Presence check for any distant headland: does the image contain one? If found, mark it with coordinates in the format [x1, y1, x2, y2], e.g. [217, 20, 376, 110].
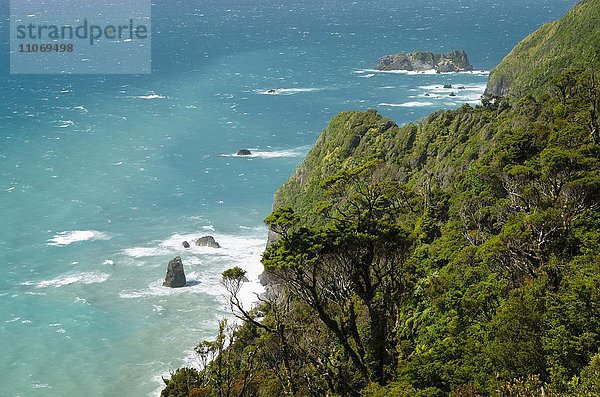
[374, 50, 473, 73]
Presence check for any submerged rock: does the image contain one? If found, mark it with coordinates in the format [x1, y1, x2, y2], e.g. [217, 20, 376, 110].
[195, 236, 221, 248]
[163, 256, 186, 288]
[449, 92, 457, 97]
[237, 149, 252, 156]
[443, 84, 453, 89]
[182, 241, 190, 248]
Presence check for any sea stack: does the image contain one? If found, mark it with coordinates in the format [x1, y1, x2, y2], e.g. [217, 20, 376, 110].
[163, 256, 186, 288]
[195, 236, 221, 248]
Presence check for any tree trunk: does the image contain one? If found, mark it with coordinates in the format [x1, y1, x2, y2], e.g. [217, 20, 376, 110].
[366, 303, 387, 384]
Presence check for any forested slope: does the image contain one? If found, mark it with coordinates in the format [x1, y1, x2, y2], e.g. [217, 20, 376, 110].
[161, 2, 600, 396]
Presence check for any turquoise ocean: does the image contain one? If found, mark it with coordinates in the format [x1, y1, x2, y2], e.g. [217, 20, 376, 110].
[0, 0, 577, 395]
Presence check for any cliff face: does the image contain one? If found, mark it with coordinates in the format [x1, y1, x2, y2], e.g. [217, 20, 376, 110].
[485, 0, 600, 98]
[374, 50, 473, 72]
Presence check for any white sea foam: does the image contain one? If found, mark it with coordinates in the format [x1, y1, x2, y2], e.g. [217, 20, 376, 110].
[35, 272, 110, 288]
[123, 247, 172, 258]
[378, 101, 434, 108]
[360, 68, 489, 76]
[25, 291, 46, 296]
[58, 120, 74, 128]
[256, 87, 323, 95]
[419, 83, 487, 93]
[361, 68, 439, 75]
[417, 83, 486, 104]
[32, 383, 52, 389]
[48, 230, 111, 247]
[135, 94, 166, 100]
[465, 70, 490, 76]
[120, 231, 265, 304]
[221, 146, 308, 159]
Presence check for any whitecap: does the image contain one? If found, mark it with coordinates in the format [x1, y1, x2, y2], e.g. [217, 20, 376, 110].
[47, 230, 111, 246]
[32, 383, 52, 389]
[378, 102, 434, 108]
[35, 272, 110, 288]
[256, 87, 324, 95]
[58, 120, 74, 128]
[135, 94, 166, 100]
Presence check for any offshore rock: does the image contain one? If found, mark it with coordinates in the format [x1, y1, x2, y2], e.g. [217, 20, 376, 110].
[195, 236, 221, 248]
[163, 256, 186, 288]
[237, 149, 252, 156]
[182, 241, 190, 248]
[375, 50, 473, 73]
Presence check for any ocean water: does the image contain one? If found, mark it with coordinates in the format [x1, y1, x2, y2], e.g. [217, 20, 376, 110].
[0, 0, 577, 395]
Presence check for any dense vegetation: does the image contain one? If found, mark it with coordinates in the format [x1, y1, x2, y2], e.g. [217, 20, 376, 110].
[485, 0, 600, 98]
[162, 3, 600, 396]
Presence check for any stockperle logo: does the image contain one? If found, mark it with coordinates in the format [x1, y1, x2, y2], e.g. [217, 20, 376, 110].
[10, 0, 151, 74]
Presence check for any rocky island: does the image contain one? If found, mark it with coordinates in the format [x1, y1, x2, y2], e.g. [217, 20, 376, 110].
[374, 50, 473, 73]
